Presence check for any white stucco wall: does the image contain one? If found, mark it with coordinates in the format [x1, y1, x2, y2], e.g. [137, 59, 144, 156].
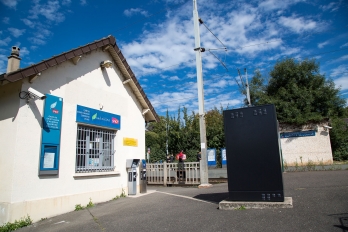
[280, 126, 333, 166]
[0, 49, 147, 224]
[0, 81, 22, 221]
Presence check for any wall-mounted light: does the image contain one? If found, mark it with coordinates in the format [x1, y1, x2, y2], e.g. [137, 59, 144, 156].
[29, 72, 41, 83]
[71, 55, 82, 65]
[142, 109, 150, 115]
[100, 60, 112, 68]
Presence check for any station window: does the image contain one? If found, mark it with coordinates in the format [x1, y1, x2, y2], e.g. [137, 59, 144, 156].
[76, 125, 116, 173]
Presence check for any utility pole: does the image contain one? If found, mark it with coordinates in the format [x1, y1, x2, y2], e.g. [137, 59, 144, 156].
[245, 68, 251, 106]
[193, 0, 211, 187]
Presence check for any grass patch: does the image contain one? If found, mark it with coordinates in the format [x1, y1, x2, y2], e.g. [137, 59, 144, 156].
[86, 198, 94, 208]
[0, 215, 32, 232]
[112, 188, 127, 201]
[235, 205, 246, 210]
[74, 204, 85, 211]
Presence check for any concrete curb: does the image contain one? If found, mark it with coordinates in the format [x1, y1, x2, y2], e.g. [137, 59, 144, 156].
[219, 197, 293, 210]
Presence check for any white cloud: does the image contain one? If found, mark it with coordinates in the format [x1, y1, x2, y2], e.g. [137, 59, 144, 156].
[62, 0, 71, 6]
[2, 17, 9, 24]
[0, 0, 19, 8]
[0, 54, 8, 73]
[340, 42, 348, 48]
[20, 47, 30, 57]
[21, 18, 36, 28]
[80, 0, 86, 5]
[278, 15, 318, 33]
[162, 0, 186, 3]
[37, 28, 52, 38]
[121, 14, 195, 76]
[150, 90, 197, 113]
[8, 28, 26, 37]
[169, 76, 180, 81]
[28, 37, 46, 45]
[327, 55, 348, 64]
[318, 41, 329, 48]
[331, 65, 348, 78]
[124, 8, 149, 17]
[29, 0, 65, 23]
[258, 0, 303, 11]
[205, 93, 242, 112]
[334, 76, 348, 91]
[320, 2, 340, 12]
[0, 36, 11, 46]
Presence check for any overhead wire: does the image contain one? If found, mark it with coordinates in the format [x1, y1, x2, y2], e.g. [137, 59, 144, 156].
[199, 19, 227, 49]
[106, 2, 348, 107]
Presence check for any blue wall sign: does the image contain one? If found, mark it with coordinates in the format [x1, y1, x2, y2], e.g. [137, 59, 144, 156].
[40, 94, 63, 175]
[280, 130, 316, 138]
[76, 105, 121, 130]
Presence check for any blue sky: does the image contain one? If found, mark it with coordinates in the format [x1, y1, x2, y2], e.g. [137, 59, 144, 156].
[1, 0, 347, 117]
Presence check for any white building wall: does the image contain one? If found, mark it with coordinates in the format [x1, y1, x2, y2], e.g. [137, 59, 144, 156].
[0, 81, 22, 223]
[1, 49, 147, 223]
[280, 126, 333, 166]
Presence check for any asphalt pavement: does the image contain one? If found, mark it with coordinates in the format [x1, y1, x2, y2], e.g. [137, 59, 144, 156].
[19, 170, 348, 232]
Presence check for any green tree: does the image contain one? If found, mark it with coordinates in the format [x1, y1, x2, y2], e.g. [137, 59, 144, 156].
[248, 58, 346, 125]
[330, 117, 348, 161]
[205, 107, 225, 167]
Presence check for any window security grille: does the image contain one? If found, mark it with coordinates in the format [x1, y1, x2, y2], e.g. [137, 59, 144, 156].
[76, 125, 116, 173]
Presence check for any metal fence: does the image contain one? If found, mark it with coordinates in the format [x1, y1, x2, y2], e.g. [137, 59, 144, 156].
[147, 162, 200, 185]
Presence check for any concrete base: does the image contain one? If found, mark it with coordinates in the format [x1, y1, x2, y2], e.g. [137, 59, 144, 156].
[198, 183, 213, 188]
[219, 197, 293, 210]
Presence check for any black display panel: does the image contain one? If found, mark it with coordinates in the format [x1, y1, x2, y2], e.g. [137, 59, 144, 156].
[223, 104, 284, 202]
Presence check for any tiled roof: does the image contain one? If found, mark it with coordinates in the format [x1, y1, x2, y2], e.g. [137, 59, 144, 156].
[2, 35, 159, 122]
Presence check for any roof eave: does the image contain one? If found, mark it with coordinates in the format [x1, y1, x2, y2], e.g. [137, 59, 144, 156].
[2, 35, 159, 122]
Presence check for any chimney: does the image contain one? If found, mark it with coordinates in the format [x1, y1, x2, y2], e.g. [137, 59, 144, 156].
[7, 46, 21, 73]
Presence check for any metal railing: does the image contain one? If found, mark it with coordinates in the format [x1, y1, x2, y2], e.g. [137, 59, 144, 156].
[147, 162, 200, 185]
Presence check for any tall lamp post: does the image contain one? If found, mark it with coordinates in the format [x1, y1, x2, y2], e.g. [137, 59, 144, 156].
[193, 0, 211, 188]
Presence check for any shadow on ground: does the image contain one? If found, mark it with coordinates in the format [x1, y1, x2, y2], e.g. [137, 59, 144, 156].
[329, 213, 348, 231]
[193, 192, 229, 203]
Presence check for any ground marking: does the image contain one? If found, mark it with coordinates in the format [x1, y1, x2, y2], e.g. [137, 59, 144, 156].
[156, 191, 216, 205]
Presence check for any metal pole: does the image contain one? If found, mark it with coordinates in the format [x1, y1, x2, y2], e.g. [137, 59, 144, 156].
[193, 0, 211, 187]
[245, 68, 251, 106]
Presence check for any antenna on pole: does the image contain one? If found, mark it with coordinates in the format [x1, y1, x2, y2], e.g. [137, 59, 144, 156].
[193, 0, 211, 187]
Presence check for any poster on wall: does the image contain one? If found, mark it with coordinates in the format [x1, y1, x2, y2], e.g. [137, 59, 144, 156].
[221, 148, 227, 167]
[207, 148, 216, 167]
[43, 152, 55, 168]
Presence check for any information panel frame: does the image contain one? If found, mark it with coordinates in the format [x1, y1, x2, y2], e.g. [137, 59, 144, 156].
[39, 94, 63, 176]
[223, 104, 284, 202]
